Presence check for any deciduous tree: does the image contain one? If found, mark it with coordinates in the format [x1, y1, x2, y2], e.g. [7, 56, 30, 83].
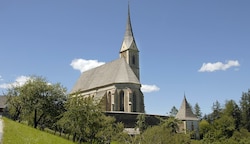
[6, 76, 67, 129]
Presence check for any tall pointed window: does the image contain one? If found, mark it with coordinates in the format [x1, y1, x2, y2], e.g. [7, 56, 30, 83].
[132, 55, 136, 65]
[132, 92, 136, 112]
[106, 92, 111, 111]
[119, 90, 124, 111]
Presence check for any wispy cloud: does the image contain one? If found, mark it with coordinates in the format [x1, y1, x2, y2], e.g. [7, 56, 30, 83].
[141, 84, 160, 93]
[0, 76, 30, 89]
[198, 60, 240, 72]
[70, 59, 105, 73]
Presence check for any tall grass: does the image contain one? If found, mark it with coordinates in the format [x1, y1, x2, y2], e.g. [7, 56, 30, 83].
[2, 117, 75, 144]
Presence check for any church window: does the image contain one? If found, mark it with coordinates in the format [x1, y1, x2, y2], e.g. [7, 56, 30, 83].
[119, 90, 124, 111]
[132, 55, 136, 65]
[106, 92, 111, 111]
[132, 92, 136, 112]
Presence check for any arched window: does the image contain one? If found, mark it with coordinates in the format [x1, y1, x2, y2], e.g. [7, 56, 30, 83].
[119, 90, 124, 111]
[106, 92, 111, 111]
[133, 92, 136, 112]
[132, 55, 136, 65]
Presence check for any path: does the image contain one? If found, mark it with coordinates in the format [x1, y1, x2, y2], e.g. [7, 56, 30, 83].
[0, 115, 3, 144]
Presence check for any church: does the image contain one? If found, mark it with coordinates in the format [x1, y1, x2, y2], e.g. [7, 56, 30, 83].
[70, 4, 199, 138]
[71, 5, 144, 113]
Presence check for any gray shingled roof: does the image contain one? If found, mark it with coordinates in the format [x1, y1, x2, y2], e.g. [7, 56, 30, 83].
[175, 96, 198, 121]
[0, 96, 7, 109]
[71, 58, 140, 93]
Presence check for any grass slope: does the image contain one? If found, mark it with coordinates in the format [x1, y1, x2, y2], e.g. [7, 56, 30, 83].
[2, 117, 75, 144]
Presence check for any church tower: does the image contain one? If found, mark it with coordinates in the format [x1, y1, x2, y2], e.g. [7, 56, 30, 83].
[175, 96, 200, 139]
[120, 4, 140, 80]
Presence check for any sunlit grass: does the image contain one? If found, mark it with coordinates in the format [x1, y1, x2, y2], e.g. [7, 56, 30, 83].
[2, 117, 75, 144]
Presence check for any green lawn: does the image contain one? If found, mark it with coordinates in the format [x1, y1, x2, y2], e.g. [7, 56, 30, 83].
[2, 117, 75, 144]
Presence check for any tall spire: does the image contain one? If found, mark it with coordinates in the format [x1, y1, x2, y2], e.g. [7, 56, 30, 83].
[119, 2, 140, 80]
[125, 2, 134, 39]
[120, 2, 138, 52]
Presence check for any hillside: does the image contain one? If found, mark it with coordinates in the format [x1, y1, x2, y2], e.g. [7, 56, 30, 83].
[2, 117, 75, 144]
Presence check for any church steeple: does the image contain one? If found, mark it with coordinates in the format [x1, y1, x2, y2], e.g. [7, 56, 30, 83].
[120, 3, 140, 80]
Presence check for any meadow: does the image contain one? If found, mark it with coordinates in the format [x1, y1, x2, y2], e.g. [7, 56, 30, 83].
[2, 117, 75, 144]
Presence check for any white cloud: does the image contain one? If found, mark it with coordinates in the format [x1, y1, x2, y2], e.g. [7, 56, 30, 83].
[141, 84, 160, 93]
[70, 59, 105, 73]
[0, 76, 30, 89]
[198, 60, 240, 72]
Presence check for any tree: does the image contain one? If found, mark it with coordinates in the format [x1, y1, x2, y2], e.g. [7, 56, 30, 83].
[194, 103, 202, 120]
[240, 89, 250, 131]
[59, 95, 123, 143]
[162, 117, 180, 133]
[223, 100, 241, 130]
[211, 100, 222, 121]
[214, 115, 235, 138]
[169, 106, 178, 117]
[135, 113, 147, 133]
[6, 76, 67, 129]
[140, 125, 190, 144]
[199, 119, 211, 139]
[6, 87, 22, 121]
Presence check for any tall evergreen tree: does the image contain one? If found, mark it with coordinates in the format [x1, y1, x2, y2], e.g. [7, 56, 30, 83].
[169, 106, 178, 117]
[224, 100, 241, 130]
[211, 100, 222, 121]
[194, 103, 202, 120]
[240, 89, 250, 131]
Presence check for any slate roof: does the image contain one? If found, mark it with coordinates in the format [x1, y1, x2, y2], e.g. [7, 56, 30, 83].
[0, 96, 7, 109]
[71, 58, 140, 93]
[175, 96, 198, 121]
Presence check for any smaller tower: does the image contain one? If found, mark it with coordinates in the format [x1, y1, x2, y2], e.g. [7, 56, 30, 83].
[175, 96, 200, 139]
[120, 4, 140, 80]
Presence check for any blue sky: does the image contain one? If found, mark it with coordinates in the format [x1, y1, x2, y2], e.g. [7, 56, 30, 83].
[0, 0, 249, 115]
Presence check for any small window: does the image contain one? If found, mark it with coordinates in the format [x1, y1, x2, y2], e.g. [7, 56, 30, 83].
[132, 55, 136, 65]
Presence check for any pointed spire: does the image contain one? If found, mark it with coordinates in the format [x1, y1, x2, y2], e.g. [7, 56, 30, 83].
[120, 2, 138, 52]
[175, 96, 198, 121]
[125, 2, 134, 38]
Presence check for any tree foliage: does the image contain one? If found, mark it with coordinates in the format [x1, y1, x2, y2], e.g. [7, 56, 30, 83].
[139, 125, 190, 144]
[135, 114, 147, 133]
[6, 76, 67, 129]
[58, 94, 124, 143]
[200, 89, 250, 143]
[169, 106, 178, 117]
[240, 89, 250, 131]
[194, 103, 202, 120]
